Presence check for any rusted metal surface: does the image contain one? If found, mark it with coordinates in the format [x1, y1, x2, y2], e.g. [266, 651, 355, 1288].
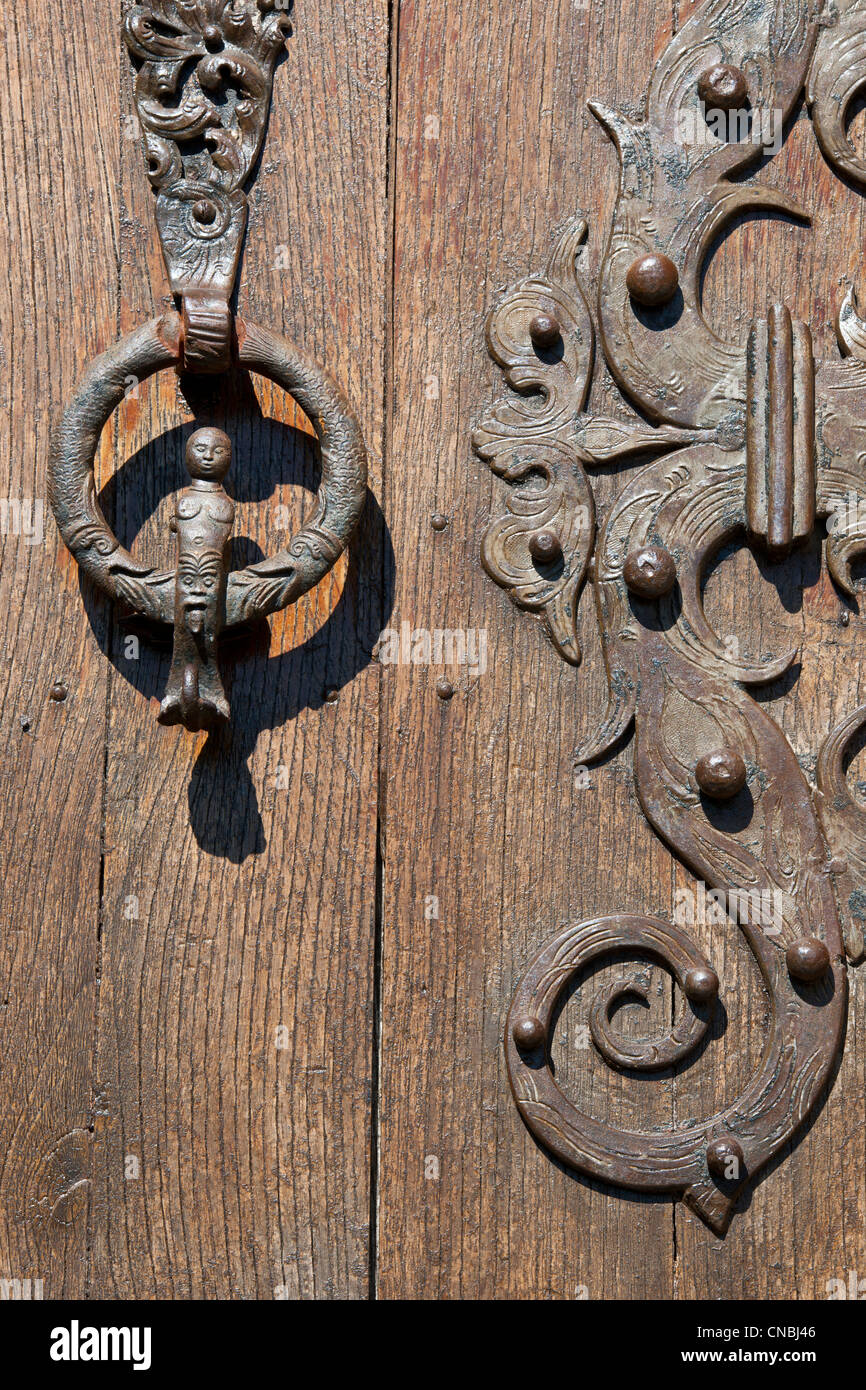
[746, 305, 815, 556]
[475, 0, 866, 1233]
[122, 0, 291, 372]
[49, 2, 367, 732]
[159, 428, 235, 729]
[808, 0, 866, 191]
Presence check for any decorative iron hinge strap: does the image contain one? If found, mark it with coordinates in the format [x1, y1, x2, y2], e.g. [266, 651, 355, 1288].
[123, 1, 292, 373]
[475, 0, 866, 1235]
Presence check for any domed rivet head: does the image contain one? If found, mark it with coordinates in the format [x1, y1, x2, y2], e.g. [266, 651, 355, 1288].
[529, 312, 561, 351]
[513, 1015, 545, 1051]
[528, 529, 562, 565]
[49, 681, 68, 703]
[684, 966, 719, 1005]
[626, 253, 679, 308]
[706, 1136, 745, 1181]
[430, 512, 448, 532]
[697, 63, 748, 113]
[786, 937, 831, 983]
[436, 679, 455, 701]
[203, 24, 223, 49]
[695, 749, 747, 800]
[623, 544, 677, 598]
[193, 200, 217, 225]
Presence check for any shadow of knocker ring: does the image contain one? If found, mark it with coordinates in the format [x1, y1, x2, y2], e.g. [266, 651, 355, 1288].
[48, 2, 367, 732]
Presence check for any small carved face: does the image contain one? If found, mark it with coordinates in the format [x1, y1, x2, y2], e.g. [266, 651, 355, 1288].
[186, 428, 232, 482]
[178, 551, 223, 605]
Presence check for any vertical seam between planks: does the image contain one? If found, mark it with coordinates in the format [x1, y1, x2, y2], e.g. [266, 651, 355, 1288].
[671, 0, 680, 1302]
[369, 0, 402, 1302]
[86, 0, 124, 1300]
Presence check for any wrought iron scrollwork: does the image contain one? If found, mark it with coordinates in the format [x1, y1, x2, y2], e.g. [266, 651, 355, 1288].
[49, 2, 367, 732]
[475, 0, 866, 1233]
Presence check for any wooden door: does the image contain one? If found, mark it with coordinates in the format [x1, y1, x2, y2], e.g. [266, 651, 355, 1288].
[2, 0, 865, 1302]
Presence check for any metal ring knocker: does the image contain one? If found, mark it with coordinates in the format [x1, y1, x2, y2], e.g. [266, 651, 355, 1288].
[49, 2, 367, 731]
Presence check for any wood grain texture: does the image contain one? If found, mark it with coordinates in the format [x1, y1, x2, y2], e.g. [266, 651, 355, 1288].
[0, 0, 388, 1299]
[377, 0, 680, 1300]
[378, 0, 866, 1299]
[673, 55, 866, 1297]
[3, 0, 866, 1302]
[0, 0, 120, 1299]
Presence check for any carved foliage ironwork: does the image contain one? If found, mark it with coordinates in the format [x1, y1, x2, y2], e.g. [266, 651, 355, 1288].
[123, 1, 291, 321]
[49, 2, 368, 732]
[476, 0, 866, 1233]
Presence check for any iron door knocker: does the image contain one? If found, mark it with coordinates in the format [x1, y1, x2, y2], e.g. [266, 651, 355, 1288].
[475, 0, 866, 1233]
[49, 1, 367, 732]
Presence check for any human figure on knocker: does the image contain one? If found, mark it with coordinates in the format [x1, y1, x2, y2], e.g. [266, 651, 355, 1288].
[158, 427, 235, 731]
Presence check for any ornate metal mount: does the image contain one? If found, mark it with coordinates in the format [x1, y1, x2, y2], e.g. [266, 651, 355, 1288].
[49, 2, 367, 732]
[475, 0, 866, 1234]
[123, 0, 289, 374]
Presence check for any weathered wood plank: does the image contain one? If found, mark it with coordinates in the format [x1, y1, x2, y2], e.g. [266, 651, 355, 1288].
[674, 88, 866, 1298]
[0, 0, 120, 1299]
[4, 0, 864, 1303]
[81, 4, 389, 1299]
[379, 0, 866, 1300]
[377, 0, 679, 1300]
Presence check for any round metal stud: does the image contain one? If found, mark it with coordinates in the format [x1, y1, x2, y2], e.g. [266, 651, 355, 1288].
[513, 1015, 545, 1051]
[529, 312, 561, 351]
[626, 252, 679, 308]
[430, 513, 449, 532]
[706, 1135, 745, 1181]
[786, 937, 831, 983]
[695, 749, 747, 800]
[623, 544, 677, 598]
[193, 200, 217, 225]
[683, 966, 719, 1005]
[697, 63, 748, 113]
[436, 678, 455, 701]
[49, 681, 68, 703]
[528, 529, 562, 564]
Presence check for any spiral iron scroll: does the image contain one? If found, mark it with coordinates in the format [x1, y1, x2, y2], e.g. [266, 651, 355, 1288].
[475, 0, 866, 1233]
